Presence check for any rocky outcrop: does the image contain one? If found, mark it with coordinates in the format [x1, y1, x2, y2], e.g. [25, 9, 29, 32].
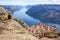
[0, 7, 38, 40]
[0, 7, 8, 15]
[25, 23, 58, 39]
[14, 18, 59, 40]
[0, 19, 38, 40]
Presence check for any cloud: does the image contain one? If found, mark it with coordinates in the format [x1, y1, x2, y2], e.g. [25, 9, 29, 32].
[0, 0, 60, 5]
[0, 2, 36, 5]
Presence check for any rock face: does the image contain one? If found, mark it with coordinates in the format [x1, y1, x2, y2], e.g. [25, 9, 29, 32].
[0, 19, 38, 40]
[25, 23, 57, 39]
[26, 4, 60, 24]
[0, 7, 8, 15]
[0, 7, 38, 40]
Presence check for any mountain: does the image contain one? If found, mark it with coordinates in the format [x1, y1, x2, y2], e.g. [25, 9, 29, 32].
[26, 5, 33, 9]
[0, 5, 22, 14]
[26, 4, 60, 24]
[0, 7, 8, 15]
[0, 7, 39, 40]
[0, 7, 59, 40]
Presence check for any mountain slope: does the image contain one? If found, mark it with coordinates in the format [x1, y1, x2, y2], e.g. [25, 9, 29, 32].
[0, 7, 8, 14]
[0, 19, 38, 40]
[0, 7, 38, 40]
[0, 6, 59, 40]
[26, 4, 60, 24]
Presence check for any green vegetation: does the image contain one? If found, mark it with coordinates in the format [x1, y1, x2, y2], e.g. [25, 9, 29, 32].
[44, 32, 58, 38]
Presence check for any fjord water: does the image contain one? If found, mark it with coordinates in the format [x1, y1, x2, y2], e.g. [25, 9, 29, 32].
[13, 7, 41, 26]
[13, 7, 60, 32]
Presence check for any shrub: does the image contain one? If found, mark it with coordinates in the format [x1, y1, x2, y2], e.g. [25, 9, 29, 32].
[44, 32, 58, 38]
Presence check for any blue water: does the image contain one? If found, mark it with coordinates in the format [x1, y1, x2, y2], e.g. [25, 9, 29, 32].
[13, 7, 42, 26]
[13, 7, 60, 32]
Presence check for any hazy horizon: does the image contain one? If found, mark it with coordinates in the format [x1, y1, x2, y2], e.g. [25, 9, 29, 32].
[0, 0, 60, 5]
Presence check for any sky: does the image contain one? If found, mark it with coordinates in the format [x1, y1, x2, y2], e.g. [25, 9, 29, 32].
[0, 0, 60, 5]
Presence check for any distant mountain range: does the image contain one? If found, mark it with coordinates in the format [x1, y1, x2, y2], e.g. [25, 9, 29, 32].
[26, 5, 33, 9]
[26, 4, 60, 24]
[0, 5, 22, 14]
[0, 5, 32, 14]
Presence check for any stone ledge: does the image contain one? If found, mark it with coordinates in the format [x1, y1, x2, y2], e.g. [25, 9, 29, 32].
[0, 34, 38, 40]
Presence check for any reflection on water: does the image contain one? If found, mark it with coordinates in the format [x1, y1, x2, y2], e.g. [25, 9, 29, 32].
[13, 7, 60, 32]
